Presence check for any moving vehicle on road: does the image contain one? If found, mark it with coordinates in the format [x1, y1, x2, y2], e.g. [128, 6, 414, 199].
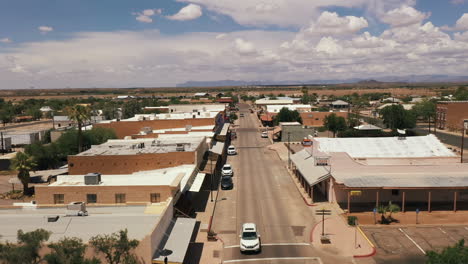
[221, 164, 233, 177]
[227, 145, 237, 155]
[240, 223, 261, 253]
[261, 131, 268, 138]
[221, 176, 233, 190]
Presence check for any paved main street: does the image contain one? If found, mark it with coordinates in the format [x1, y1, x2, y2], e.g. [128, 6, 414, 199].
[211, 103, 355, 264]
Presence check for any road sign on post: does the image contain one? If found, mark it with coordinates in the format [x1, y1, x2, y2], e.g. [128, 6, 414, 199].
[416, 208, 420, 224]
[316, 209, 332, 243]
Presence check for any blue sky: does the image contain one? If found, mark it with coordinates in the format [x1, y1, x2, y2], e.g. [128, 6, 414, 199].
[1, 0, 468, 88]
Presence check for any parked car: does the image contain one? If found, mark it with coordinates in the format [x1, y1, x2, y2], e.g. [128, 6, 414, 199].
[221, 164, 233, 177]
[239, 223, 261, 253]
[261, 131, 268, 138]
[240, 113, 244, 117]
[227, 145, 237, 155]
[221, 176, 233, 190]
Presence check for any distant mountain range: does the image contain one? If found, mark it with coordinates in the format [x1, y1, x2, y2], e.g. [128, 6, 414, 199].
[176, 75, 468, 87]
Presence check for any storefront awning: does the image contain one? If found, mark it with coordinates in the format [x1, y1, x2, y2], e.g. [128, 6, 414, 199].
[189, 173, 206, 192]
[153, 218, 197, 264]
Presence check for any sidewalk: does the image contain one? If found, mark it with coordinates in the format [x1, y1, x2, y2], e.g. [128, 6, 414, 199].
[193, 195, 224, 264]
[310, 205, 375, 258]
[270, 143, 376, 258]
[350, 210, 468, 226]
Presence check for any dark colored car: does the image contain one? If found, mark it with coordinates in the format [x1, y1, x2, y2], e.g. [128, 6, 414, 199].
[221, 176, 233, 190]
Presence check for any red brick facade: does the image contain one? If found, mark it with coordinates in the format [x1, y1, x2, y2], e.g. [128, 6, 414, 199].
[95, 118, 215, 139]
[68, 152, 196, 175]
[35, 185, 175, 205]
[300, 112, 349, 127]
[437, 102, 468, 132]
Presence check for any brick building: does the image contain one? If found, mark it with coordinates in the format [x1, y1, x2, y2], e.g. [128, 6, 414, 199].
[35, 165, 196, 205]
[68, 136, 208, 175]
[436, 101, 468, 132]
[95, 117, 217, 139]
[300, 112, 348, 127]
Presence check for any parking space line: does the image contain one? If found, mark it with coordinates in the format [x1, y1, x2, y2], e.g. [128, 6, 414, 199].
[439, 227, 457, 242]
[223, 257, 322, 263]
[398, 228, 426, 255]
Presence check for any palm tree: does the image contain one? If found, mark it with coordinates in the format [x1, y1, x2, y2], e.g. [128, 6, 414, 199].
[10, 152, 36, 195]
[66, 105, 91, 153]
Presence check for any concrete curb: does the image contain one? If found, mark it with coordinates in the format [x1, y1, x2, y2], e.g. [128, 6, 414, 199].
[353, 226, 377, 258]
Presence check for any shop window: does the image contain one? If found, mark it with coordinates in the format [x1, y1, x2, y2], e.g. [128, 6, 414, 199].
[53, 194, 64, 204]
[150, 193, 161, 203]
[115, 193, 126, 203]
[391, 189, 399, 196]
[87, 194, 97, 204]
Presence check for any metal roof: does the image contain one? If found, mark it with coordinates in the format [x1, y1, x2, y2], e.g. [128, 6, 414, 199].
[290, 149, 331, 186]
[342, 174, 468, 188]
[153, 218, 197, 263]
[315, 135, 455, 158]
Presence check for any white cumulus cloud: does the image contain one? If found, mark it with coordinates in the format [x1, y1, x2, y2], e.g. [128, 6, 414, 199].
[178, 0, 416, 27]
[134, 9, 162, 23]
[167, 4, 202, 21]
[234, 38, 256, 55]
[381, 5, 430, 27]
[0, 38, 12, 43]
[38, 26, 53, 33]
[454, 13, 468, 31]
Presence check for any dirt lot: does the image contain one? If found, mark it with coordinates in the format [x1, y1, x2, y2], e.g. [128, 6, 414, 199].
[363, 225, 468, 264]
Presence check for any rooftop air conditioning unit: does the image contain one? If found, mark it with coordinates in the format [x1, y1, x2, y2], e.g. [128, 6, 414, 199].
[84, 173, 101, 185]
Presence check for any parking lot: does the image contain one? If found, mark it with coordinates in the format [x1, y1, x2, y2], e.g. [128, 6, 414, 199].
[362, 225, 468, 264]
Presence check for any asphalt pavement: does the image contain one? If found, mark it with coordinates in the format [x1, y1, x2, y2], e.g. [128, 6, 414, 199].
[211, 103, 355, 264]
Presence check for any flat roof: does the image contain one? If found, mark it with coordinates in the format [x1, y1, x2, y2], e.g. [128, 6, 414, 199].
[153, 218, 196, 263]
[315, 135, 455, 158]
[76, 136, 205, 156]
[255, 99, 294, 105]
[124, 112, 218, 121]
[152, 125, 214, 133]
[266, 105, 312, 112]
[48, 165, 196, 187]
[0, 205, 165, 243]
[291, 149, 331, 186]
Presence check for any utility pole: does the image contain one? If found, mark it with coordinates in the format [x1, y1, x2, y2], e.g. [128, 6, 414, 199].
[288, 132, 291, 169]
[0, 132, 4, 155]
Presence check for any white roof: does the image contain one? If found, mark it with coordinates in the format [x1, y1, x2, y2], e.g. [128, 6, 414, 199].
[152, 125, 214, 133]
[331, 100, 349, 106]
[168, 104, 226, 113]
[0, 205, 163, 243]
[255, 98, 294, 105]
[50, 165, 196, 187]
[77, 136, 205, 156]
[315, 135, 455, 158]
[291, 149, 331, 186]
[124, 112, 218, 121]
[153, 218, 197, 263]
[266, 105, 312, 113]
[189, 173, 206, 192]
[353, 124, 382, 130]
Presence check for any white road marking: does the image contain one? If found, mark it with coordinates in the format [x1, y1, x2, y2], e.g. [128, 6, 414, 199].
[439, 227, 456, 242]
[399, 228, 426, 255]
[224, 242, 310, 249]
[223, 257, 321, 263]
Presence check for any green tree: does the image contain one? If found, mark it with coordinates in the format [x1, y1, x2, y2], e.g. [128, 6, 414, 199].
[83, 127, 117, 148]
[90, 229, 140, 264]
[66, 105, 91, 153]
[26, 108, 42, 121]
[10, 152, 36, 195]
[413, 99, 436, 131]
[122, 101, 142, 119]
[273, 108, 302, 125]
[45, 237, 101, 264]
[323, 113, 347, 137]
[0, 229, 51, 264]
[454, 86, 468, 101]
[380, 104, 416, 129]
[0, 103, 14, 126]
[426, 239, 468, 264]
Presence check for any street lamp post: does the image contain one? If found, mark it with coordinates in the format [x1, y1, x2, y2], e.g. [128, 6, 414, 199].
[210, 158, 214, 202]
